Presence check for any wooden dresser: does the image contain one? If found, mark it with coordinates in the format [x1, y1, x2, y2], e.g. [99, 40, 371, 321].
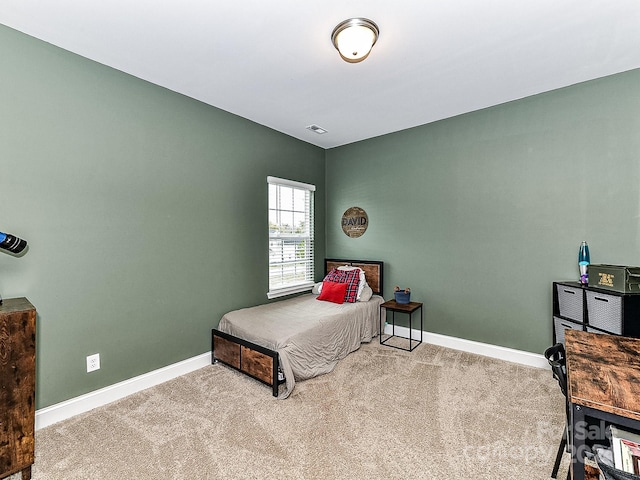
[0, 298, 36, 480]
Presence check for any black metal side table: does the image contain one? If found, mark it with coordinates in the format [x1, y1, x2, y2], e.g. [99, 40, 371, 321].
[379, 299, 423, 352]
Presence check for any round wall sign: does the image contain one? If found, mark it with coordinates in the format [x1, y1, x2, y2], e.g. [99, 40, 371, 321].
[341, 207, 369, 238]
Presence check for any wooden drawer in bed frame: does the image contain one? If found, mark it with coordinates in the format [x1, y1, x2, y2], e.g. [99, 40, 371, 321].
[211, 258, 384, 397]
[212, 329, 282, 396]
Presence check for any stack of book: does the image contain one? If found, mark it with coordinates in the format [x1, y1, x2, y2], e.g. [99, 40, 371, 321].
[610, 425, 640, 475]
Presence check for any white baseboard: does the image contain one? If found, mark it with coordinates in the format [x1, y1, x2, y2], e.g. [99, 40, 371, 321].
[35, 352, 212, 430]
[383, 324, 548, 369]
[35, 330, 547, 430]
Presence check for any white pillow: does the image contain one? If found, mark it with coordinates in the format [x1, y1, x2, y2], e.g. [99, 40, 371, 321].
[359, 283, 373, 302]
[312, 282, 323, 295]
[337, 266, 366, 300]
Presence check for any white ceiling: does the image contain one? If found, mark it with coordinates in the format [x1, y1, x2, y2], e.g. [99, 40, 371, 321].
[2, 0, 639, 149]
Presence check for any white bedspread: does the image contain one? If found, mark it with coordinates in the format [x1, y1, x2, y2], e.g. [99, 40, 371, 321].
[218, 293, 384, 398]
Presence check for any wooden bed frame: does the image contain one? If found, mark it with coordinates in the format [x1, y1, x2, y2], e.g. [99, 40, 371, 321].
[211, 258, 384, 396]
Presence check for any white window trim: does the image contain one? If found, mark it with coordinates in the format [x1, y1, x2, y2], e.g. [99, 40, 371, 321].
[267, 282, 315, 300]
[267, 176, 315, 299]
[267, 176, 316, 192]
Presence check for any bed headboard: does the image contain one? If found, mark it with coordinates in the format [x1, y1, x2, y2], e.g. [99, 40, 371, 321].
[324, 258, 384, 296]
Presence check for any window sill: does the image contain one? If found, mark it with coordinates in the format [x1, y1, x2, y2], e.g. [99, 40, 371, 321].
[267, 283, 314, 300]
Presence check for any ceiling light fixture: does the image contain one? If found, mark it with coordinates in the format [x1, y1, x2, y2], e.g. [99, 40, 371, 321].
[331, 18, 379, 64]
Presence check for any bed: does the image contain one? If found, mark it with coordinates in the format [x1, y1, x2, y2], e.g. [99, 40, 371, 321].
[211, 259, 384, 398]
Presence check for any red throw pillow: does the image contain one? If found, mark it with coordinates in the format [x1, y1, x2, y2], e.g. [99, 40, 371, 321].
[317, 281, 348, 304]
[323, 268, 360, 303]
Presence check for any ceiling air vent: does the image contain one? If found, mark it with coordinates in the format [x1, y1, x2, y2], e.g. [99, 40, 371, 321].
[306, 124, 327, 134]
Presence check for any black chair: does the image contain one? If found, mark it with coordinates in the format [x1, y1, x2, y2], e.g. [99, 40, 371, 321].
[544, 343, 570, 480]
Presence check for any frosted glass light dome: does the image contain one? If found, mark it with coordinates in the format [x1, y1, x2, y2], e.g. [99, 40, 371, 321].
[331, 18, 379, 63]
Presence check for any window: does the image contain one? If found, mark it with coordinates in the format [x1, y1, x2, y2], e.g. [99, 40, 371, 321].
[267, 176, 315, 299]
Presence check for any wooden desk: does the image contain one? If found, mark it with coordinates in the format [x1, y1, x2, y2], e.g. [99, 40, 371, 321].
[566, 329, 640, 480]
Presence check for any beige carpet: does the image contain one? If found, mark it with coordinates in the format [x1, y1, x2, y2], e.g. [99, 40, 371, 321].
[29, 340, 569, 479]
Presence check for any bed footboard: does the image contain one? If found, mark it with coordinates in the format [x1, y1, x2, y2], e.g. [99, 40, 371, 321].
[211, 329, 281, 397]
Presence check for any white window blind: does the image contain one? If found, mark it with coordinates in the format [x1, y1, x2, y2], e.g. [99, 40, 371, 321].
[267, 176, 315, 299]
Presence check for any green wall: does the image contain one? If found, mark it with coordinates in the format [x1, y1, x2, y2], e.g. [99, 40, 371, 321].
[3, 22, 639, 409]
[0, 26, 325, 408]
[326, 68, 640, 354]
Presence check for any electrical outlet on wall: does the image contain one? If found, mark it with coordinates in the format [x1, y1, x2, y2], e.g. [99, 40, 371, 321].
[86, 353, 100, 373]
